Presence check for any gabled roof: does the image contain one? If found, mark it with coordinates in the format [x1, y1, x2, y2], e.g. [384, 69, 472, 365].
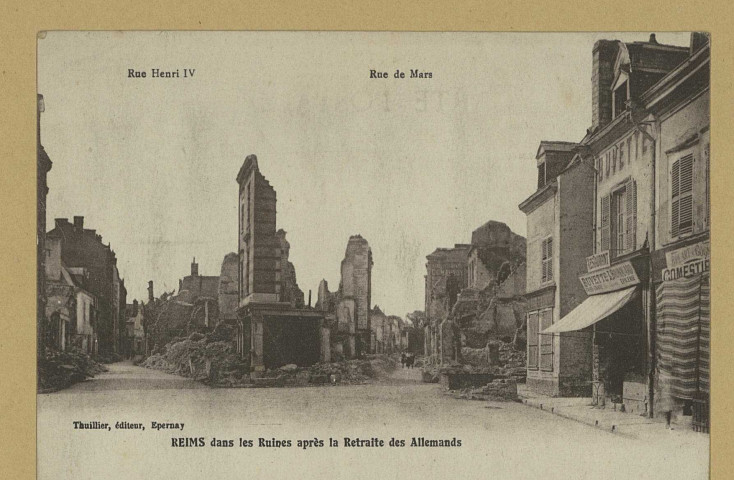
[535, 141, 578, 159]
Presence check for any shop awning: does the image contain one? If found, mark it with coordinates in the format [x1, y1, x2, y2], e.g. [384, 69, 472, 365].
[542, 286, 638, 334]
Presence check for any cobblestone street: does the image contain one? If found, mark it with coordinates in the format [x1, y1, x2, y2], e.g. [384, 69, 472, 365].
[37, 363, 708, 480]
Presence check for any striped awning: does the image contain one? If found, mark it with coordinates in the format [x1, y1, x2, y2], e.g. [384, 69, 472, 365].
[656, 274, 710, 399]
[542, 286, 638, 334]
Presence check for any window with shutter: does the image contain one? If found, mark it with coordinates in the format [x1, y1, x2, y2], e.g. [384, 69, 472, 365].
[539, 309, 554, 371]
[541, 237, 553, 283]
[704, 144, 710, 229]
[601, 195, 611, 252]
[672, 153, 694, 238]
[527, 312, 539, 369]
[619, 143, 625, 169]
[626, 179, 637, 252]
[613, 188, 626, 256]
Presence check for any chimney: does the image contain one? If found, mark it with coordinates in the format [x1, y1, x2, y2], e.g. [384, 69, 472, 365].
[148, 281, 154, 302]
[191, 257, 199, 276]
[591, 40, 618, 131]
[73, 216, 84, 230]
[132, 299, 139, 316]
[308, 289, 312, 307]
[54, 218, 67, 229]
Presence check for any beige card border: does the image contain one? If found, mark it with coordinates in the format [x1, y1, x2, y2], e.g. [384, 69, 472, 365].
[2, 1, 732, 478]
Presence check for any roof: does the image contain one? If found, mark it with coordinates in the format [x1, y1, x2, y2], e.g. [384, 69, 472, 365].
[426, 244, 472, 262]
[535, 141, 578, 159]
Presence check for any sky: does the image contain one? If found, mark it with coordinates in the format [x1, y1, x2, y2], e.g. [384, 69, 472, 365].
[37, 31, 691, 317]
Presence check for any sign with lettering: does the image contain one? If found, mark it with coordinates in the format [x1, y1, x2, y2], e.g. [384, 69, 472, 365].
[586, 251, 610, 272]
[579, 261, 640, 295]
[662, 240, 710, 281]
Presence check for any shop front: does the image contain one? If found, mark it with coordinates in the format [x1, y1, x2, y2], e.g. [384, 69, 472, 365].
[652, 237, 710, 431]
[543, 254, 650, 412]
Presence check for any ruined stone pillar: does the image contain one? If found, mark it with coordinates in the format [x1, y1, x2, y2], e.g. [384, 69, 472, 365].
[320, 322, 331, 363]
[250, 313, 265, 377]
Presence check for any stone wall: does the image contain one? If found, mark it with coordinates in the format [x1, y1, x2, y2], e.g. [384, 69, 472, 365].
[218, 252, 239, 322]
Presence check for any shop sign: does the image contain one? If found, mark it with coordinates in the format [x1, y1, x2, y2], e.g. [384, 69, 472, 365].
[579, 261, 640, 295]
[586, 251, 610, 272]
[662, 240, 710, 281]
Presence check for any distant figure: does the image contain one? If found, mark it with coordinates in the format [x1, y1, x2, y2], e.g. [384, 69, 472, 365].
[405, 353, 415, 369]
[400, 353, 407, 368]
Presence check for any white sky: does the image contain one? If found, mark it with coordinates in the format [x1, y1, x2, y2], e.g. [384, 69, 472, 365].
[37, 31, 691, 317]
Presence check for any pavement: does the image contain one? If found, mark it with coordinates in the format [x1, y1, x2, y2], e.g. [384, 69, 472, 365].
[517, 383, 707, 443]
[36, 362, 710, 480]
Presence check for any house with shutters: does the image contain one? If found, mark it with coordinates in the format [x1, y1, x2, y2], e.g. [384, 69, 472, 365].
[646, 33, 710, 430]
[537, 34, 709, 430]
[519, 141, 595, 397]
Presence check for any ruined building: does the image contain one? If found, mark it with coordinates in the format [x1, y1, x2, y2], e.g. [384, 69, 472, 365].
[218, 252, 239, 323]
[37, 94, 52, 352]
[423, 244, 471, 358]
[424, 221, 527, 370]
[467, 220, 526, 291]
[46, 217, 125, 355]
[236, 155, 327, 375]
[276, 229, 306, 308]
[177, 258, 220, 329]
[316, 235, 374, 359]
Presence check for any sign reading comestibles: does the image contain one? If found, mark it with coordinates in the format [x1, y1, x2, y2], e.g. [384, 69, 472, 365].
[579, 261, 640, 295]
[662, 240, 710, 281]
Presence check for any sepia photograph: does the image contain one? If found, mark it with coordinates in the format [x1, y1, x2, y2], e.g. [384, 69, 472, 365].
[36, 31, 710, 479]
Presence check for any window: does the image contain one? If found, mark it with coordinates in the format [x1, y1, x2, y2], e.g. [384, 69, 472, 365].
[613, 81, 628, 118]
[613, 188, 626, 255]
[671, 153, 694, 237]
[602, 179, 636, 256]
[541, 237, 553, 283]
[527, 312, 538, 369]
[705, 144, 710, 228]
[537, 162, 546, 189]
[539, 309, 554, 371]
[527, 309, 554, 371]
[619, 142, 625, 169]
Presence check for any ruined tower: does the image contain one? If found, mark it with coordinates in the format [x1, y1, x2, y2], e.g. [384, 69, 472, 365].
[338, 235, 373, 356]
[236, 155, 281, 305]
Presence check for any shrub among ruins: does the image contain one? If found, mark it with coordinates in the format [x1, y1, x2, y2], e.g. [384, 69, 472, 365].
[37, 346, 107, 393]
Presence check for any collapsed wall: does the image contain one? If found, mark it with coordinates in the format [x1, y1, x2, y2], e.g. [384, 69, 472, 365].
[425, 221, 528, 379]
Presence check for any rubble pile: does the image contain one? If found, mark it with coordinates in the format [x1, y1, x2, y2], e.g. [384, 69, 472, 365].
[258, 355, 399, 387]
[142, 324, 247, 383]
[143, 327, 398, 387]
[38, 347, 108, 393]
[460, 342, 526, 383]
[451, 378, 519, 402]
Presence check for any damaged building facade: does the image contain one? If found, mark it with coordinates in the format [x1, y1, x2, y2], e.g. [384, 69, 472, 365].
[524, 34, 709, 430]
[46, 217, 126, 356]
[424, 221, 527, 368]
[178, 258, 220, 329]
[423, 244, 471, 359]
[317, 235, 373, 359]
[316, 236, 411, 358]
[44, 233, 98, 353]
[235, 155, 327, 376]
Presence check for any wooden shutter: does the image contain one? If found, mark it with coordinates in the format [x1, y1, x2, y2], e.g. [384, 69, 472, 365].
[672, 154, 694, 237]
[705, 144, 710, 228]
[626, 179, 637, 252]
[539, 309, 554, 371]
[527, 312, 539, 369]
[541, 237, 553, 283]
[601, 195, 611, 252]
